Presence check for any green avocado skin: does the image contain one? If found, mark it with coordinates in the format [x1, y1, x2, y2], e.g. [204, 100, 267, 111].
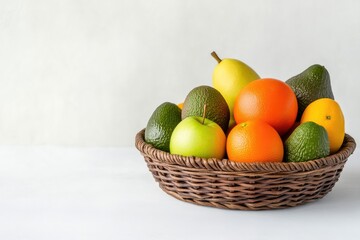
[181, 85, 230, 133]
[284, 121, 330, 163]
[286, 64, 334, 121]
[145, 102, 182, 152]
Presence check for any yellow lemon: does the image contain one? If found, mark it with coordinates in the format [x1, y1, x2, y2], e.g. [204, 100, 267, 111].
[301, 98, 345, 154]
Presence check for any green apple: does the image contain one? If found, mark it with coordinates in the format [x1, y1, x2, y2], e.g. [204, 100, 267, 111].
[211, 51, 260, 129]
[169, 116, 226, 159]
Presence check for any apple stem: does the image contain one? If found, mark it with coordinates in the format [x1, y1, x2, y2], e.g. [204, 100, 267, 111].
[211, 51, 222, 63]
[202, 104, 207, 125]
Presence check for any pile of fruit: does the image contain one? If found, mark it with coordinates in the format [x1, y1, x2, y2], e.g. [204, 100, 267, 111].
[144, 51, 345, 163]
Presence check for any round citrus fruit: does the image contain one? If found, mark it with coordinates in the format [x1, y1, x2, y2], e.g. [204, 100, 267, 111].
[233, 78, 298, 136]
[177, 102, 184, 110]
[226, 120, 284, 163]
[301, 98, 345, 154]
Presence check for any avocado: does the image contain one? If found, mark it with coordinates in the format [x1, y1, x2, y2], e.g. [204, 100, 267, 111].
[181, 85, 230, 132]
[286, 64, 334, 120]
[145, 102, 182, 152]
[284, 121, 330, 162]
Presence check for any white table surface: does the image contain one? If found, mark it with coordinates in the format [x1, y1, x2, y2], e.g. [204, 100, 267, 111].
[0, 145, 359, 240]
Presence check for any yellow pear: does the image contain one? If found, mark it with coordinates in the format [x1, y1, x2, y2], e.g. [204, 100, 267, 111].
[211, 51, 260, 129]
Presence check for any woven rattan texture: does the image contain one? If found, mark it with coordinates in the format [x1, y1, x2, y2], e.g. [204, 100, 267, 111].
[135, 129, 356, 210]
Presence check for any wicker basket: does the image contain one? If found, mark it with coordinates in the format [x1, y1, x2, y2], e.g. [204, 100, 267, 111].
[135, 129, 356, 210]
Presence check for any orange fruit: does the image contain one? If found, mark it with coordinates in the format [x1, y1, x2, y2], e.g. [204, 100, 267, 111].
[301, 98, 345, 154]
[177, 103, 184, 110]
[226, 120, 284, 163]
[233, 78, 298, 136]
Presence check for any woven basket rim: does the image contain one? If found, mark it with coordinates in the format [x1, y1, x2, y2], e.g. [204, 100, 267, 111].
[135, 129, 356, 173]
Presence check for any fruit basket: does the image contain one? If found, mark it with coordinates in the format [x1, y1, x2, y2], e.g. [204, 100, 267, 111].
[135, 129, 356, 210]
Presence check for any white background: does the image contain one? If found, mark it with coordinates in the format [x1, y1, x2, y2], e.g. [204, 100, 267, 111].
[1, 1, 360, 239]
[1, 0, 360, 148]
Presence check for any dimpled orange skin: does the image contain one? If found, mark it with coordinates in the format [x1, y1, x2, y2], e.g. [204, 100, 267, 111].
[226, 120, 284, 163]
[233, 78, 298, 136]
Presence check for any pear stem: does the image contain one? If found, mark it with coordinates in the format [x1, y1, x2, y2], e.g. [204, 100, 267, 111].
[202, 104, 207, 125]
[211, 51, 222, 63]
